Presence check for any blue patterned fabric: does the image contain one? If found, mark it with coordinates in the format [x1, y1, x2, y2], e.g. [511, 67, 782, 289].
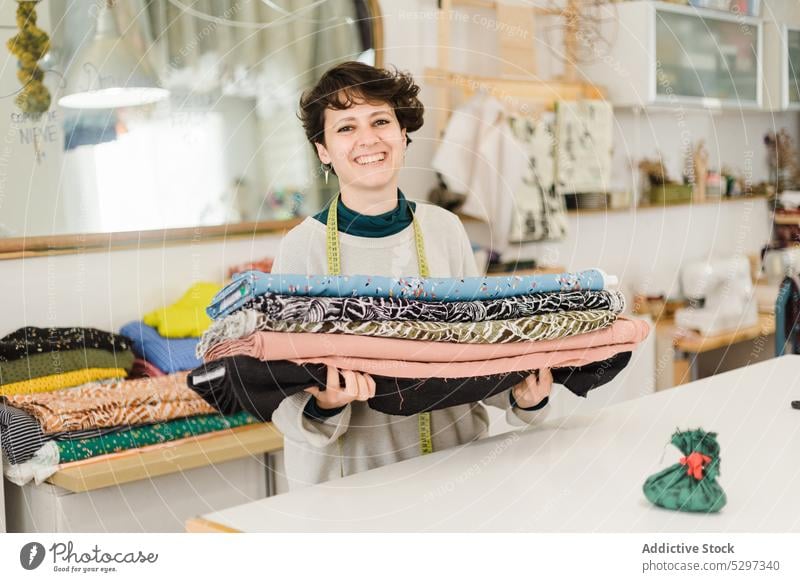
[207, 269, 610, 319]
[119, 321, 200, 374]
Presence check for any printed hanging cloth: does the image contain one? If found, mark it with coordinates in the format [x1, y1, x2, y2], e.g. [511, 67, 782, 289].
[643, 429, 727, 513]
[205, 269, 612, 319]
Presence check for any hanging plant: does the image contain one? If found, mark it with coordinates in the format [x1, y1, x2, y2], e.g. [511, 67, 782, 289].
[6, 0, 51, 118]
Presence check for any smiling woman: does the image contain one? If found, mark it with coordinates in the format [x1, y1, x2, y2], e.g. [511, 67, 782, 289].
[269, 62, 554, 490]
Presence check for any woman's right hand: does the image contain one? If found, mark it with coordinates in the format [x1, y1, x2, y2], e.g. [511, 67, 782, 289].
[304, 365, 376, 410]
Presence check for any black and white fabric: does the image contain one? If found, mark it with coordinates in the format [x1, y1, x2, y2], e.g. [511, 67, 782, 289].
[0, 403, 125, 465]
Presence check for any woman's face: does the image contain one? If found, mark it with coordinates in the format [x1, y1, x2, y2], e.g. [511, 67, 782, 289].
[315, 98, 407, 192]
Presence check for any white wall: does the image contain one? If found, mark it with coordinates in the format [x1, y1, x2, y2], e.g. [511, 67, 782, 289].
[0, 0, 791, 371]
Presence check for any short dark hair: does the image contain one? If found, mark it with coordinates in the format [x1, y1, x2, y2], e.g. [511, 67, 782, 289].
[298, 61, 424, 154]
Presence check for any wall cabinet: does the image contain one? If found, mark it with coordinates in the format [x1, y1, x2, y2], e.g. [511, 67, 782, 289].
[586, 1, 762, 109]
[763, 21, 800, 111]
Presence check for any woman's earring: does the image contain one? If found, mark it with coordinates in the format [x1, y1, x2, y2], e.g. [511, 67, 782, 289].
[321, 163, 331, 185]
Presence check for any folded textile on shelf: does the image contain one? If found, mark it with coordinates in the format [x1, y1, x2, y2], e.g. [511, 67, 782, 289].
[204, 316, 649, 365]
[56, 410, 256, 464]
[1, 403, 124, 465]
[3, 411, 257, 486]
[119, 321, 201, 373]
[189, 351, 632, 419]
[142, 281, 221, 338]
[4, 372, 214, 434]
[197, 309, 615, 357]
[0, 348, 134, 386]
[0, 326, 131, 362]
[206, 269, 613, 318]
[3, 442, 60, 486]
[0, 367, 128, 397]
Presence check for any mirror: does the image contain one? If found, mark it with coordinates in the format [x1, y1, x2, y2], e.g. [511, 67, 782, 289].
[0, 0, 382, 254]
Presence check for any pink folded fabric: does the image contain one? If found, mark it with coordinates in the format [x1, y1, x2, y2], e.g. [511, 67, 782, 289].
[289, 342, 640, 379]
[204, 316, 650, 364]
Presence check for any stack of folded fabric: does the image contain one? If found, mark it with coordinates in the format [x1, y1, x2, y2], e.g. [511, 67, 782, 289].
[189, 270, 650, 420]
[0, 326, 133, 396]
[1, 372, 257, 485]
[119, 282, 220, 376]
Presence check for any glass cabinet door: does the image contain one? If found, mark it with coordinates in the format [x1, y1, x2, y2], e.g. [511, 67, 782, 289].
[787, 29, 800, 107]
[655, 10, 759, 104]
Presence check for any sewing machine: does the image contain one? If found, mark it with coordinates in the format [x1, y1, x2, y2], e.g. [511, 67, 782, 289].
[675, 257, 758, 336]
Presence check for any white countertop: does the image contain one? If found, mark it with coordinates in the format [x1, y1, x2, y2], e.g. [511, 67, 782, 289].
[202, 356, 800, 532]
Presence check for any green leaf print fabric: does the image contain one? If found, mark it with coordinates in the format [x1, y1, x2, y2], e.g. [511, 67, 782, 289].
[56, 411, 257, 464]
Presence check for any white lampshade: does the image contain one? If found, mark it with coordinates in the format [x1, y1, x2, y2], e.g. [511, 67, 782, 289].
[58, 2, 168, 109]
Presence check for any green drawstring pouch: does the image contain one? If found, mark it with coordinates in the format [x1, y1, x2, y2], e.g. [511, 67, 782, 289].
[643, 429, 727, 513]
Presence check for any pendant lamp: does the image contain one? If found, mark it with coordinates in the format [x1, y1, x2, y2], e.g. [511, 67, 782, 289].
[58, 0, 168, 109]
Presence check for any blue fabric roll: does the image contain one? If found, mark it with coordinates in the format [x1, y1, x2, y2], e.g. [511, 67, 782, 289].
[119, 321, 200, 373]
[206, 269, 610, 319]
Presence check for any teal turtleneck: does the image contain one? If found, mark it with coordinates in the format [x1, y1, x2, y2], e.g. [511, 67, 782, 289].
[313, 190, 416, 238]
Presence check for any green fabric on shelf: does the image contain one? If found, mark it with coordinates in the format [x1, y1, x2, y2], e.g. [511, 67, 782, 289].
[56, 411, 257, 464]
[0, 348, 134, 386]
[643, 428, 727, 513]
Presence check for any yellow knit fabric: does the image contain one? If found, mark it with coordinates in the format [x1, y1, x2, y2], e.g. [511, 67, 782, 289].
[0, 367, 128, 397]
[143, 282, 221, 338]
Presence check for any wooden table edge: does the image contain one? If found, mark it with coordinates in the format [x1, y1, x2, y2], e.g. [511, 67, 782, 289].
[185, 517, 242, 533]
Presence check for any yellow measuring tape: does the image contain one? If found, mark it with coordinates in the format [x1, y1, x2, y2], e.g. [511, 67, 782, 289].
[326, 193, 434, 456]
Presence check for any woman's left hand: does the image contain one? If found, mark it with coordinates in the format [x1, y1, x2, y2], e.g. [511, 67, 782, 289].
[512, 368, 553, 409]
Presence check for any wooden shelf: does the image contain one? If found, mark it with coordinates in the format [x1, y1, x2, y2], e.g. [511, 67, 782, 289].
[775, 213, 800, 225]
[0, 219, 303, 261]
[47, 423, 284, 493]
[567, 194, 768, 216]
[424, 68, 604, 104]
[673, 313, 775, 354]
[185, 517, 241, 533]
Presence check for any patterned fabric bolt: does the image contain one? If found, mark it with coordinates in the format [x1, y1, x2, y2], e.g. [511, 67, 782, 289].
[4, 372, 215, 434]
[56, 411, 257, 463]
[0, 327, 131, 362]
[246, 288, 625, 322]
[197, 291, 625, 356]
[0, 368, 129, 397]
[200, 310, 615, 354]
[206, 269, 611, 318]
[0, 403, 135, 465]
